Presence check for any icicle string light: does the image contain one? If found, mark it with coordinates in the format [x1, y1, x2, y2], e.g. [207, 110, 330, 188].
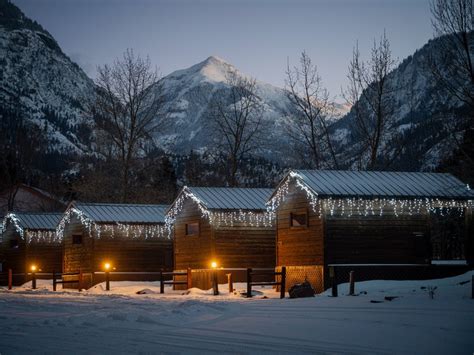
[0, 213, 25, 242]
[165, 187, 275, 231]
[267, 172, 473, 217]
[56, 208, 169, 240]
[0, 214, 62, 244]
[26, 230, 61, 244]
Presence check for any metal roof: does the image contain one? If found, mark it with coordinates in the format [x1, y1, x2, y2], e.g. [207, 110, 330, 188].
[292, 170, 474, 199]
[6, 212, 63, 230]
[74, 203, 168, 224]
[187, 187, 273, 210]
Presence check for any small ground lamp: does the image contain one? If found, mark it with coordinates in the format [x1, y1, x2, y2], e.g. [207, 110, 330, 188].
[30, 264, 37, 289]
[103, 262, 112, 291]
[211, 260, 219, 295]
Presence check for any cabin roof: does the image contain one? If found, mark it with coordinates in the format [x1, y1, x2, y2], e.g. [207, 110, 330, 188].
[73, 202, 168, 224]
[184, 187, 273, 210]
[290, 170, 474, 199]
[5, 212, 63, 230]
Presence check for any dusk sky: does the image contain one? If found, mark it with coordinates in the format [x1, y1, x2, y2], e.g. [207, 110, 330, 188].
[15, 0, 433, 99]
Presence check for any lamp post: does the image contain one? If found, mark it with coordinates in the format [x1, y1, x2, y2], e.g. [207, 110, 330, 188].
[31, 265, 37, 290]
[211, 261, 219, 296]
[104, 262, 111, 291]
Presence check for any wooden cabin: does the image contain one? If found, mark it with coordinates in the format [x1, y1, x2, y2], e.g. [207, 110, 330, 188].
[59, 202, 173, 288]
[269, 170, 474, 293]
[167, 187, 276, 279]
[0, 212, 63, 284]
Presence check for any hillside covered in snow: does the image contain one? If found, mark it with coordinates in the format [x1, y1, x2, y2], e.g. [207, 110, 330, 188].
[0, 0, 95, 156]
[0, 0, 472, 190]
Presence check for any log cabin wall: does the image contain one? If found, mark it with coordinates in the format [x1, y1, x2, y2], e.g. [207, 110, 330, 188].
[91, 227, 173, 272]
[1, 224, 62, 285]
[466, 207, 474, 264]
[24, 232, 62, 273]
[174, 198, 213, 270]
[63, 215, 94, 274]
[324, 208, 431, 265]
[213, 219, 275, 269]
[276, 184, 325, 267]
[63, 214, 173, 289]
[63, 216, 173, 273]
[1, 224, 26, 274]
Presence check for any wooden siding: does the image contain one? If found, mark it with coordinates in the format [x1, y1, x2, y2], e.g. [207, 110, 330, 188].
[325, 211, 431, 264]
[63, 215, 94, 273]
[63, 215, 173, 280]
[276, 185, 324, 267]
[467, 207, 474, 264]
[1, 223, 61, 274]
[174, 199, 214, 269]
[214, 223, 275, 268]
[174, 198, 276, 270]
[1, 224, 27, 273]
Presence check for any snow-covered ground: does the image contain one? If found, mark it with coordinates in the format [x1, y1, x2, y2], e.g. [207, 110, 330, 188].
[0, 272, 473, 354]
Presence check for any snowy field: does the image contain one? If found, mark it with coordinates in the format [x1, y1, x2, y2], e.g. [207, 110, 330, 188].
[0, 272, 473, 354]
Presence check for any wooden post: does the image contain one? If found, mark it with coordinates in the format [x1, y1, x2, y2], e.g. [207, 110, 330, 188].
[32, 271, 36, 290]
[160, 271, 164, 294]
[187, 268, 192, 289]
[8, 269, 12, 290]
[246, 268, 252, 298]
[212, 269, 219, 296]
[53, 270, 57, 292]
[330, 266, 337, 297]
[280, 266, 286, 299]
[227, 273, 233, 293]
[78, 269, 83, 291]
[349, 270, 355, 296]
[105, 271, 110, 291]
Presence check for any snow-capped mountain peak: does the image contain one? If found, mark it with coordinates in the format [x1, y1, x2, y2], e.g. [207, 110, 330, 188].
[166, 55, 238, 85]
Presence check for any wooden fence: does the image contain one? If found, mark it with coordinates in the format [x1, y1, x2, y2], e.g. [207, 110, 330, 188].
[246, 267, 286, 299]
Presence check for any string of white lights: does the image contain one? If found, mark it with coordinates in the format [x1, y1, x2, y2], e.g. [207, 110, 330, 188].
[267, 172, 472, 217]
[0, 213, 24, 239]
[26, 230, 61, 244]
[165, 186, 275, 230]
[56, 208, 170, 240]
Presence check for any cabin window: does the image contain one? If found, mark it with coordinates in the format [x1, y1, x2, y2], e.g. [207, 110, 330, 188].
[290, 212, 308, 228]
[10, 239, 19, 249]
[72, 234, 83, 245]
[185, 222, 199, 236]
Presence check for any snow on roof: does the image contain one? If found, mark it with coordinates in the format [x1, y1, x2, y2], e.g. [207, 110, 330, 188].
[181, 187, 273, 211]
[5, 212, 63, 230]
[290, 170, 474, 199]
[73, 203, 168, 224]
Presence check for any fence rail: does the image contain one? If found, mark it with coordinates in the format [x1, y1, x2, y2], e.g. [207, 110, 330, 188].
[160, 269, 192, 293]
[246, 267, 286, 299]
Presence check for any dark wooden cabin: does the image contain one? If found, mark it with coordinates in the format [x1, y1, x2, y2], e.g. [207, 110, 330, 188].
[0, 212, 63, 284]
[269, 170, 474, 293]
[167, 187, 276, 276]
[59, 202, 173, 288]
[0, 184, 66, 217]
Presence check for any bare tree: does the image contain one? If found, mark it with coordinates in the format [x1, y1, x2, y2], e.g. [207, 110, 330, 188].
[93, 49, 167, 201]
[343, 32, 397, 170]
[209, 70, 264, 187]
[285, 52, 339, 169]
[429, 0, 474, 167]
[430, 0, 474, 111]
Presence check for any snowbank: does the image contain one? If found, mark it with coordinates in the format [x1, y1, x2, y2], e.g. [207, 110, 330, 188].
[0, 272, 472, 354]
